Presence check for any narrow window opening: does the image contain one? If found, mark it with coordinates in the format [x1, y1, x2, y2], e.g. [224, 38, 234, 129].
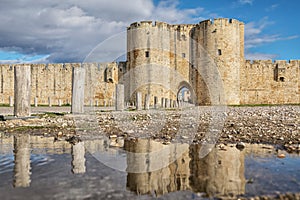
[218, 49, 222, 56]
[182, 53, 186, 58]
[279, 77, 285, 82]
[108, 78, 113, 83]
[145, 51, 150, 58]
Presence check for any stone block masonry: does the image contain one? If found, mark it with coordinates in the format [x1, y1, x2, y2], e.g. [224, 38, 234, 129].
[71, 66, 85, 114]
[0, 62, 120, 106]
[14, 65, 31, 117]
[136, 92, 142, 110]
[241, 60, 300, 104]
[115, 84, 124, 111]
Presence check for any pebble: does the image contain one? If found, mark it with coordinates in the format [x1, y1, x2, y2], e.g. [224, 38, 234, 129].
[277, 153, 286, 158]
[109, 135, 117, 139]
[126, 130, 134, 134]
[236, 142, 246, 150]
[57, 131, 63, 137]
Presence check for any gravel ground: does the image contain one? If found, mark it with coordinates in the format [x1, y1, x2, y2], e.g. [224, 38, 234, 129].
[1, 105, 299, 148]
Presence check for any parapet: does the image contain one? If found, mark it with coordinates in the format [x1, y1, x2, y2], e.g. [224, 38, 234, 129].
[245, 60, 300, 69]
[198, 18, 244, 28]
[275, 60, 300, 68]
[171, 24, 196, 31]
[128, 21, 171, 30]
[154, 21, 169, 28]
[288, 60, 299, 65]
[252, 60, 273, 65]
[128, 18, 244, 31]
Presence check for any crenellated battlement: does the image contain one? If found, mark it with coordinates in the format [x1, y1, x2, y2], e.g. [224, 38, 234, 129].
[245, 60, 300, 68]
[128, 21, 169, 29]
[128, 18, 244, 31]
[198, 18, 244, 27]
[171, 24, 196, 31]
[128, 20, 196, 32]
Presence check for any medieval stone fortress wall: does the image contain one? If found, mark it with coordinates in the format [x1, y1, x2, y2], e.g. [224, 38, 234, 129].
[0, 62, 119, 106]
[0, 18, 299, 106]
[241, 60, 300, 104]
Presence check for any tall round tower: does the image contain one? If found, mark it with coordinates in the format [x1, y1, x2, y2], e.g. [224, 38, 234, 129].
[192, 18, 244, 105]
[126, 21, 173, 106]
[126, 21, 197, 106]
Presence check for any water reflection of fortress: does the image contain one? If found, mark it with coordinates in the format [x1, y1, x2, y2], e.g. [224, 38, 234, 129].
[0, 135, 251, 198]
[125, 139, 245, 198]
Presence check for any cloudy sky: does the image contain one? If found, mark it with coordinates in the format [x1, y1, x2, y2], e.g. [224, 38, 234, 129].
[0, 0, 299, 63]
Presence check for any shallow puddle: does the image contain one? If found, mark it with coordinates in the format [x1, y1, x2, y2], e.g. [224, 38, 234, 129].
[0, 134, 299, 199]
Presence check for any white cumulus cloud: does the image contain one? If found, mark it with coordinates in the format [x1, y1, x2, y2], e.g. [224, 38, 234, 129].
[0, 0, 205, 63]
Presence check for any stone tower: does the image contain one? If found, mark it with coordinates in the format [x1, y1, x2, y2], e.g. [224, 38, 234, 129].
[126, 21, 196, 106]
[192, 18, 245, 105]
[126, 18, 244, 106]
[126, 21, 170, 106]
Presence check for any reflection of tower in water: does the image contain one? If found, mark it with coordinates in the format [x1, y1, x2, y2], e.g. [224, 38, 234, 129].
[125, 139, 190, 196]
[13, 135, 31, 187]
[71, 142, 86, 174]
[189, 144, 246, 198]
[125, 139, 245, 198]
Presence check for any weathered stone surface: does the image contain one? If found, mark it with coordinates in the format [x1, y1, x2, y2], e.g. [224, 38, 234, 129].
[9, 96, 13, 107]
[165, 98, 170, 108]
[136, 92, 142, 111]
[144, 94, 150, 110]
[115, 84, 124, 111]
[161, 98, 165, 108]
[34, 97, 38, 107]
[14, 65, 31, 117]
[0, 63, 119, 106]
[71, 66, 85, 114]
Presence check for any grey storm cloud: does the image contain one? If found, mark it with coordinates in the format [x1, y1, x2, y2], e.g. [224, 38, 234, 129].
[0, 0, 203, 63]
